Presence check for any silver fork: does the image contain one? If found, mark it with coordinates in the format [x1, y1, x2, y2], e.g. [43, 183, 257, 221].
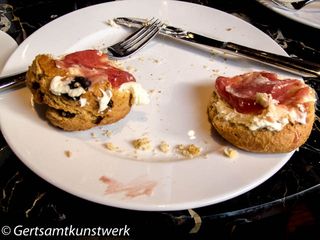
[271, 0, 320, 10]
[0, 18, 162, 92]
[107, 18, 162, 58]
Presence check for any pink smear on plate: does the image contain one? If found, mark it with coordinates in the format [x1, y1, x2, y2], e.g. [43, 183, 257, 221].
[99, 175, 157, 198]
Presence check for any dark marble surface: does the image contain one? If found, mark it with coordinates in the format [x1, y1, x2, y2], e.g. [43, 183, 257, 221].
[0, 0, 320, 239]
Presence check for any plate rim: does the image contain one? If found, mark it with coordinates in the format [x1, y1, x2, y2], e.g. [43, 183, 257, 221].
[0, 0, 294, 211]
[257, 0, 320, 29]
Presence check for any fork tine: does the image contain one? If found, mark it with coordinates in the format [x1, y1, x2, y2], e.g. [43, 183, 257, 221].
[121, 19, 160, 49]
[118, 17, 156, 46]
[107, 18, 162, 58]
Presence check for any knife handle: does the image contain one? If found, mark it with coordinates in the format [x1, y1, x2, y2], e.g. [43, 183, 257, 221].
[224, 42, 320, 78]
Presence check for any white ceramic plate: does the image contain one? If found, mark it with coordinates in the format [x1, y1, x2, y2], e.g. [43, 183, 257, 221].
[0, 31, 17, 76]
[258, 0, 320, 29]
[0, 0, 294, 211]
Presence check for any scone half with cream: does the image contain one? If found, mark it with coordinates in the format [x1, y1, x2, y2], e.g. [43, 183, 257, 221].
[26, 49, 149, 131]
[208, 71, 316, 153]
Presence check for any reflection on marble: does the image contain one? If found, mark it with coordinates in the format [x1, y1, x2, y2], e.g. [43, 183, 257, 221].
[0, 0, 319, 238]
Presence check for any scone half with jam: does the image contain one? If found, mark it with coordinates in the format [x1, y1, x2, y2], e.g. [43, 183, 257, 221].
[26, 49, 149, 131]
[208, 71, 316, 153]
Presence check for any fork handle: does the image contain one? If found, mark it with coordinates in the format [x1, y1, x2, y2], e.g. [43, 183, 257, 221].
[0, 72, 26, 92]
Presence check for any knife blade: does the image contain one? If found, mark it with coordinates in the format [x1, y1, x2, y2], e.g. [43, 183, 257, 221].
[114, 17, 320, 78]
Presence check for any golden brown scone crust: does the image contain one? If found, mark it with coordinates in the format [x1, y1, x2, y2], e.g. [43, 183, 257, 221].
[26, 54, 132, 131]
[208, 91, 315, 153]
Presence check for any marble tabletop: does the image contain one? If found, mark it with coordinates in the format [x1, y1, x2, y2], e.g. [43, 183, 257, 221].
[0, 0, 319, 238]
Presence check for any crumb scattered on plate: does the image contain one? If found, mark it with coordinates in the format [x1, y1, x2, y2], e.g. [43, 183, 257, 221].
[133, 137, 152, 151]
[176, 144, 201, 158]
[106, 19, 118, 27]
[158, 141, 170, 153]
[64, 150, 72, 158]
[104, 142, 120, 152]
[102, 129, 113, 137]
[223, 147, 238, 158]
[126, 65, 137, 73]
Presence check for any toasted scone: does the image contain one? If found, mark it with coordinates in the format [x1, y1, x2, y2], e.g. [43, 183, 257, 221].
[208, 72, 316, 153]
[26, 50, 149, 131]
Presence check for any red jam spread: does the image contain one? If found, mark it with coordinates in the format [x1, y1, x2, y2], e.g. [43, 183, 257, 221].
[56, 49, 135, 88]
[215, 72, 310, 114]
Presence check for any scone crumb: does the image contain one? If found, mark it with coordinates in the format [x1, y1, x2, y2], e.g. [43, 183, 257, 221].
[104, 142, 120, 152]
[224, 147, 238, 158]
[126, 65, 137, 73]
[132, 137, 152, 151]
[102, 130, 113, 137]
[64, 150, 72, 158]
[152, 58, 160, 64]
[159, 141, 170, 153]
[106, 19, 118, 27]
[176, 144, 201, 158]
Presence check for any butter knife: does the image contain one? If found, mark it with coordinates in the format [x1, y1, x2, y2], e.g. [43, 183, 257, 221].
[114, 17, 320, 78]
